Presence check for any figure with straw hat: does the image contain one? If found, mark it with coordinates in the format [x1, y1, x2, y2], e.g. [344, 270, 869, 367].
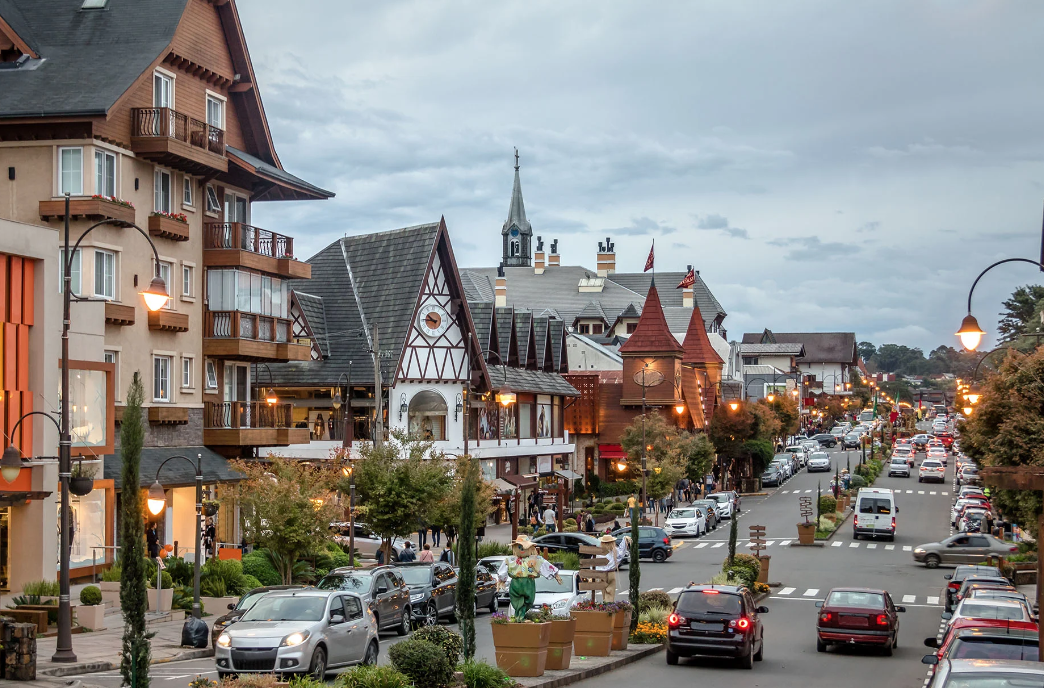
[596, 533, 630, 602]
[497, 535, 562, 620]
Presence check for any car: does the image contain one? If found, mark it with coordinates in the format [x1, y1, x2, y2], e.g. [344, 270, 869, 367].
[214, 589, 380, 679]
[462, 565, 500, 615]
[952, 498, 991, 526]
[807, 452, 832, 472]
[478, 556, 510, 605]
[957, 509, 990, 533]
[771, 453, 794, 477]
[331, 522, 407, 562]
[815, 588, 904, 655]
[801, 440, 820, 455]
[810, 433, 837, 448]
[888, 457, 911, 478]
[706, 492, 737, 518]
[927, 448, 949, 465]
[611, 526, 673, 562]
[944, 599, 1035, 628]
[830, 427, 847, 440]
[942, 565, 1005, 612]
[955, 578, 1017, 608]
[923, 624, 1039, 674]
[665, 585, 768, 669]
[531, 532, 603, 554]
[913, 534, 1018, 569]
[211, 585, 308, 647]
[769, 458, 791, 481]
[957, 486, 985, 501]
[919, 459, 946, 483]
[843, 433, 862, 449]
[315, 566, 412, 635]
[959, 466, 982, 486]
[534, 570, 593, 612]
[665, 506, 708, 537]
[968, 588, 1037, 617]
[395, 562, 459, 627]
[853, 488, 898, 541]
[784, 445, 808, 462]
[911, 434, 931, 452]
[936, 432, 956, 449]
[761, 465, 784, 487]
[691, 499, 722, 530]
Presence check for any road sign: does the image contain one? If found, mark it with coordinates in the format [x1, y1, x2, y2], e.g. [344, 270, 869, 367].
[799, 496, 814, 523]
[748, 524, 766, 556]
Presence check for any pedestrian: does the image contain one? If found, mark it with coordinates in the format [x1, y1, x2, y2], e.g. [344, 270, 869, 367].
[431, 524, 442, 548]
[445, 525, 456, 550]
[543, 503, 557, 533]
[146, 522, 160, 559]
[399, 541, 417, 562]
[529, 512, 539, 528]
[440, 546, 455, 564]
[417, 524, 427, 549]
[985, 511, 995, 536]
[585, 511, 596, 533]
[204, 517, 216, 559]
[375, 548, 385, 565]
[418, 543, 435, 563]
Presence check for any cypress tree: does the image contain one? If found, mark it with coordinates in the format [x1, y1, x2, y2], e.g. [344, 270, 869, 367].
[456, 458, 477, 659]
[727, 510, 738, 567]
[119, 374, 150, 688]
[628, 505, 640, 632]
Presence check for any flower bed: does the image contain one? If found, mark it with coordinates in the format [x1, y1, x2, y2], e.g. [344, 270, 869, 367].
[629, 620, 666, 644]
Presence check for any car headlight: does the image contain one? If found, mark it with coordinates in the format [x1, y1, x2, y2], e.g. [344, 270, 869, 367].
[914, 548, 926, 554]
[281, 631, 310, 647]
[216, 633, 231, 648]
[410, 593, 425, 602]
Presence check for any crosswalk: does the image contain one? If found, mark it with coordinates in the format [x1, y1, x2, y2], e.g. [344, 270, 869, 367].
[771, 588, 942, 607]
[688, 537, 913, 552]
[777, 489, 948, 496]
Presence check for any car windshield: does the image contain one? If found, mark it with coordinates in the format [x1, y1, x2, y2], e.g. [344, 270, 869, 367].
[826, 591, 884, 608]
[536, 574, 573, 594]
[397, 567, 434, 587]
[923, 461, 942, 468]
[676, 591, 743, 616]
[811, 453, 829, 461]
[235, 590, 272, 611]
[949, 637, 1039, 661]
[478, 559, 503, 574]
[709, 495, 728, 503]
[241, 595, 327, 622]
[669, 509, 696, 519]
[858, 498, 892, 515]
[316, 573, 371, 592]
[959, 604, 1025, 621]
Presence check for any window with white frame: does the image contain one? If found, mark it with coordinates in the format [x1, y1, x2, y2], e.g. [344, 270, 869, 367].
[154, 169, 172, 213]
[157, 260, 173, 309]
[182, 356, 193, 389]
[153, 355, 172, 402]
[205, 185, 220, 214]
[206, 94, 225, 130]
[182, 176, 193, 207]
[94, 249, 116, 300]
[94, 150, 116, 197]
[104, 350, 120, 401]
[205, 360, 218, 390]
[153, 71, 173, 109]
[59, 147, 83, 196]
[59, 249, 81, 295]
[182, 264, 193, 297]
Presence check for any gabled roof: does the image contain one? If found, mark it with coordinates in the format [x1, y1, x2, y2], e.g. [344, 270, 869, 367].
[469, 301, 496, 356]
[0, 0, 39, 57]
[607, 271, 725, 322]
[743, 365, 787, 376]
[293, 291, 330, 358]
[105, 446, 240, 489]
[740, 342, 805, 356]
[741, 332, 857, 364]
[532, 316, 549, 370]
[682, 305, 723, 367]
[489, 366, 578, 397]
[574, 301, 609, 326]
[227, 147, 333, 201]
[461, 271, 495, 302]
[548, 319, 566, 373]
[619, 284, 683, 355]
[515, 311, 535, 369]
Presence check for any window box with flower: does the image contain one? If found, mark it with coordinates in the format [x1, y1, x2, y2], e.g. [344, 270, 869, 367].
[149, 211, 190, 241]
[39, 195, 136, 225]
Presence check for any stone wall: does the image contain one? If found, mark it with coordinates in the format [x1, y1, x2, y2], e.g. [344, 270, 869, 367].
[1, 620, 36, 681]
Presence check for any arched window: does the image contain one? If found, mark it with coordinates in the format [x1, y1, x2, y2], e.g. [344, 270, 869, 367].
[510, 240, 520, 257]
[408, 390, 448, 441]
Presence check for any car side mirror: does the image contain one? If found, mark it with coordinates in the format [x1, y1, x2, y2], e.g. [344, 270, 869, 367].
[756, 606, 769, 614]
[377, 585, 388, 594]
[924, 637, 939, 648]
[896, 606, 906, 613]
[941, 612, 952, 620]
[895, 507, 899, 513]
[944, 574, 952, 580]
[814, 601, 823, 608]
[329, 610, 345, 624]
[228, 603, 236, 610]
[921, 654, 939, 665]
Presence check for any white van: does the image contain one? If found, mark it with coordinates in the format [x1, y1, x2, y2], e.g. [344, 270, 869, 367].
[853, 488, 898, 541]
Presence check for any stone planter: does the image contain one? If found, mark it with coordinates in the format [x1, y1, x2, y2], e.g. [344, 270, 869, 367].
[491, 621, 551, 677]
[571, 610, 614, 657]
[797, 522, 815, 545]
[611, 609, 632, 651]
[147, 588, 173, 612]
[75, 604, 106, 630]
[200, 596, 240, 616]
[757, 555, 771, 584]
[99, 581, 120, 606]
[546, 617, 576, 670]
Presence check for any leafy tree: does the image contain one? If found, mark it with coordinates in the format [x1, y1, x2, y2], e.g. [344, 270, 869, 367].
[231, 456, 340, 584]
[857, 341, 877, 362]
[119, 373, 150, 688]
[456, 458, 478, 659]
[429, 455, 496, 533]
[997, 285, 1044, 343]
[727, 511, 738, 567]
[765, 394, 799, 439]
[683, 434, 716, 485]
[620, 412, 688, 500]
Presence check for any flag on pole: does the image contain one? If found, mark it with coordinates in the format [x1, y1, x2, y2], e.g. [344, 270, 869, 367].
[677, 267, 696, 289]
[644, 241, 654, 272]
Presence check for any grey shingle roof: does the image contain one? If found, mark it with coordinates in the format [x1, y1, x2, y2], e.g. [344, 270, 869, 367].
[532, 317, 549, 370]
[294, 291, 330, 358]
[548, 319, 565, 373]
[741, 332, 858, 364]
[470, 301, 495, 355]
[743, 364, 787, 375]
[495, 307, 515, 364]
[461, 272, 494, 302]
[104, 446, 241, 490]
[740, 343, 805, 355]
[515, 311, 534, 367]
[664, 306, 714, 334]
[489, 366, 578, 396]
[606, 271, 725, 322]
[0, 0, 39, 54]
[574, 301, 609, 326]
[227, 147, 333, 200]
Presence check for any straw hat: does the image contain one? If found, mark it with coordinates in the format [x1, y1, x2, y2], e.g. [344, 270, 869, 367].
[599, 534, 618, 543]
[511, 535, 535, 549]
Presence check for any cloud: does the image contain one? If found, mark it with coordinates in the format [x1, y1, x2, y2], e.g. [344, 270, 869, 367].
[604, 216, 676, 236]
[694, 214, 750, 240]
[858, 221, 881, 233]
[765, 236, 861, 261]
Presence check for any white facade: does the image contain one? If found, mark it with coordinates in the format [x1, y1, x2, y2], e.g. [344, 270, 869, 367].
[566, 333, 622, 371]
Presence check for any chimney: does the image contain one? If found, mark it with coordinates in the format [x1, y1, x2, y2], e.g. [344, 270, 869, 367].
[534, 236, 545, 274]
[547, 239, 560, 267]
[682, 264, 694, 308]
[596, 236, 616, 276]
[495, 263, 507, 307]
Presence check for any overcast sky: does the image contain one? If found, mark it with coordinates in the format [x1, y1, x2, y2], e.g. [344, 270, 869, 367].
[242, 1, 1044, 354]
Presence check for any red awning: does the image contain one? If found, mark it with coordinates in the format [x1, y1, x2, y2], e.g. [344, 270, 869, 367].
[598, 444, 627, 460]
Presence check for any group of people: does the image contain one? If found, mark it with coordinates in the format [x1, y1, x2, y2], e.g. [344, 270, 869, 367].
[145, 517, 217, 561]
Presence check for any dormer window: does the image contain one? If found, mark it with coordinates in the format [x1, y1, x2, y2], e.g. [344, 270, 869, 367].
[81, 0, 109, 8]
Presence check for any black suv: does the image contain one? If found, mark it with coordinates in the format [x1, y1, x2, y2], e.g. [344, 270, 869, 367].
[610, 526, 673, 563]
[316, 565, 411, 635]
[666, 585, 768, 669]
[811, 433, 838, 448]
[395, 562, 459, 627]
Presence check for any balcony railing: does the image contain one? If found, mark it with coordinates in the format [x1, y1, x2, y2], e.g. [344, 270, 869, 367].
[132, 107, 225, 155]
[205, 401, 293, 430]
[205, 310, 291, 343]
[204, 223, 294, 260]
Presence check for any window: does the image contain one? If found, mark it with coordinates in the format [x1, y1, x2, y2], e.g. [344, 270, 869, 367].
[626, 322, 637, 334]
[59, 147, 83, 195]
[206, 94, 225, 130]
[225, 193, 248, 223]
[104, 350, 120, 401]
[182, 264, 193, 297]
[181, 356, 193, 389]
[153, 72, 172, 108]
[205, 360, 218, 390]
[205, 185, 221, 214]
[59, 249, 81, 295]
[94, 249, 116, 300]
[154, 169, 171, 213]
[182, 176, 193, 207]
[153, 355, 171, 402]
[156, 260, 173, 309]
[592, 323, 604, 335]
[205, 268, 288, 318]
[578, 324, 590, 335]
[407, 390, 447, 441]
[94, 150, 116, 197]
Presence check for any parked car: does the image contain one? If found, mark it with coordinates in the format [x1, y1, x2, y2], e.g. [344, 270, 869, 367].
[959, 466, 982, 486]
[665, 506, 708, 537]
[478, 556, 510, 606]
[853, 488, 898, 541]
[214, 589, 379, 679]
[761, 465, 784, 488]
[461, 565, 500, 615]
[691, 499, 722, 530]
[211, 585, 308, 647]
[942, 565, 1005, 612]
[531, 532, 602, 554]
[967, 589, 1036, 620]
[801, 440, 820, 456]
[611, 526, 673, 563]
[807, 452, 832, 472]
[956, 486, 985, 501]
[815, 588, 904, 655]
[395, 562, 458, 627]
[666, 585, 768, 669]
[769, 458, 791, 481]
[944, 599, 1034, 627]
[952, 498, 992, 526]
[331, 522, 406, 561]
[315, 566, 412, 635]
[706, 492, 737, 518]
[957, 509, 989, 533]
[919, 459, 946, 483]
[912, 534, 1018, 569]
[955, 578, 1017, 608]
[534, 570, 591, 612]
[888, 457, 911, 478]
[843, 433, 862, 449]
[922, 626, 1038, 671]
[811, 433, 838, 448]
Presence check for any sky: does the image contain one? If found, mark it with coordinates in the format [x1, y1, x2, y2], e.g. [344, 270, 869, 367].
[241, 1, 1044, 354]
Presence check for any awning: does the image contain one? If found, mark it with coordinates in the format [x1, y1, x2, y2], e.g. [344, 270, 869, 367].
[598, 444, 627, 460]
[555, 469, 583, 481]
[502, 474, 538, 489]
[491, 478, 517, 494]
[0, 491, 51, 507]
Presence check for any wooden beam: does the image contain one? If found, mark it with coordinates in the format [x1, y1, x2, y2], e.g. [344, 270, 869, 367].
[979, 467, 1044, 491]
[230, 81, 253, 93]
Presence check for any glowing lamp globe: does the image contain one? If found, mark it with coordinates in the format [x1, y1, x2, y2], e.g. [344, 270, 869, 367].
[140, 276, 169, 312]
[956, 314, 986, 352]
[147, 480, 166, 516]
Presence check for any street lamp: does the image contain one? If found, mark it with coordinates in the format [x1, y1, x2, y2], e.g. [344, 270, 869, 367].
[0, 446, 23, 484]
[674, 402, 686, 414]
[252, 363, 278, 406]
[145, 454, 204, 622]
[958, 257, 1044, 351]
[729, 401, 740, 411]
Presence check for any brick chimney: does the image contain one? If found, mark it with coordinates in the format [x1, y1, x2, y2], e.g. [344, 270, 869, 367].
[534, 236, 545, 274]
[547, 239, 560, 267]
[495, 263, 507, 307]
[596, 236, 616, 276]
[682, 264, 694, 308]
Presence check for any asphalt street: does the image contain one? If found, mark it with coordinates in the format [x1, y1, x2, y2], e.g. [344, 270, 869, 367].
[71, 444, 959, 688]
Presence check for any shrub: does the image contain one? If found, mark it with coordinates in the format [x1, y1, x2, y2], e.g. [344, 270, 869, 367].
[709, 572, 738, 585]
[546, 551, 580, 570]
[849, 475, 867, 489]
[564, 518, 578, 529]
[388, 639, 453, 688]
[753, 582, 770, 595]
[151, 570, 174, 590]
[79, 585, 102, 606]
[608, 502, 627, 513]
[203, 558, 245, 595]
[336, 665, 412, 688]
[411, 626, 463, 665]
[638, 606, 670, 624]
[200, 578, 227, 598]
[638, 590, 672, 612]
[239, 574, 263, 592]
[329, 550, 353, 570]
[242, 549, 281, 586]
[172, 585, 196, 612]
[629, 620, 667, 644]
[818, 495, 837, 514]
[722, 553, 760, 588]
[477, 541, 512, 558]
[23, 580, 60, 597]
[458, 660, 509, 688]
[100, 564, 121, 583]
[164, 557, 195, 586]
[287, 676, 328, 688]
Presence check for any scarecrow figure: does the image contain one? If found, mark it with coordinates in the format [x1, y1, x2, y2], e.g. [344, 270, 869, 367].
[497, 535, 562, 620]
[595, 533, 631, 602]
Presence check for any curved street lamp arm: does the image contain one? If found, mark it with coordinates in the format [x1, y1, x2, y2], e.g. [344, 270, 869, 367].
[479, 348, 508, 389]
[8, 411, 62, 451]
[69, 219, 162, 278]
[153, 453, 202, 483]
[967, 258, 1044, 314]
[971, 346, 1012, 381]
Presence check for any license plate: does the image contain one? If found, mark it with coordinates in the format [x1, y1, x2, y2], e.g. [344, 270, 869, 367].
[839, 615, 869, 627]
[690, 620, 722, 630]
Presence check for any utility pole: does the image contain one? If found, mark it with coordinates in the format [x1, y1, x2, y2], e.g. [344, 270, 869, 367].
[373, 325, 383, 447]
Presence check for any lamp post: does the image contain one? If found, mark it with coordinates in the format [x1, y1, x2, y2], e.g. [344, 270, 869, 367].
[252, 363, 278, 406]
[145, 454, 204, 621]
[2, 411, 62, 481]
[957, 257, 1044, 352]
[49, 195, 168, 662]
[331, 368, 355, 562]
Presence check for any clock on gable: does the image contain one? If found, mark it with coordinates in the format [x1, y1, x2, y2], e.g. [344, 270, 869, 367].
[417, 303, 451, 338]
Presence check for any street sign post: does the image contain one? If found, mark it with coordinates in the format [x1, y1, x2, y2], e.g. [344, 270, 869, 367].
[748, 524, 766, 558]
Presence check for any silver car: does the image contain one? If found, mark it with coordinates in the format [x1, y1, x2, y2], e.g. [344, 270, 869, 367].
[912, 533, 1018, 569]
[928, 659, 1044, 685]
[215, 590, 379, 679]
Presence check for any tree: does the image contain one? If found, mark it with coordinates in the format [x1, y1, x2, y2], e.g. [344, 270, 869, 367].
[857, 341, 877, 362]
[119, 373, 150, 688]
[429, 455, 496, 534]
[231, 456, 340, 584]
[619, 412, 689, 500]
[683, 434, 715, 485]
[727, 511, 738, 567]
[997, 285, 1044, 343]
[455, 458, 478, 659]
[766, 394, 799, 440]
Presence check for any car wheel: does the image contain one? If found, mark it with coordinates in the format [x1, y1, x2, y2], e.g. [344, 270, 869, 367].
[308, 646, 327, 680]
[424, 602, 439, 626]
[363, 640, 379, 666]
[488, 594, 498, 614]
[397, 607, 411, 636]
[666, 649, 678, 666]
[924, 554, 941, 569]
[816, 637, 827, 653]
[652, 549, 667, 563]
[739, 645, 754, 669]
[883, 635, 894, 656]
[754, 636, 764, 661]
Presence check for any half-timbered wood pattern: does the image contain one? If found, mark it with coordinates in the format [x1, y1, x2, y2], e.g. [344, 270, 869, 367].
[399, 252, 469, 382]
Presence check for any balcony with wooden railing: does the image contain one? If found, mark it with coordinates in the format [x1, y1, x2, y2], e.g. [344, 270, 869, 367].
[203, 309, 310, 362]
[203, 223, 311, 279]
[130, 107, 228, 175]
[203, 401, 309, 447]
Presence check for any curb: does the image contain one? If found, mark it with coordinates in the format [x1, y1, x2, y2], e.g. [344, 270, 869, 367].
[39, 648, 214, 677]
[789, 541, 825, 547]
[739, 492, 768, 497]
[523, 644, 664, 688]
[814, 507, 854, 543]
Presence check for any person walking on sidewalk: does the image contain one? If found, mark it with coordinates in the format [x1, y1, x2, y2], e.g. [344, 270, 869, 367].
[596, 533, 630, 602]
[418, 543, 435, 563]
[399, 541, 417, 562]
[543, 504, 557, 533]
[417, 523, 427, 549]
[431, 524, 442, 548]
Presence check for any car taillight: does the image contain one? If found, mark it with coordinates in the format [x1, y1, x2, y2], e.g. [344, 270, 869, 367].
[820, 612, 832, 623]
[729, 617, 751, 631]
[663, 537, 670, 546]
[891, 517, 896, 530]
[668, 613, 683, 627]
[702, 590, 720, 594]
[948, 582, 960, 590]
[1010, 546, 1019, 553]
[876, 614, 888, 626]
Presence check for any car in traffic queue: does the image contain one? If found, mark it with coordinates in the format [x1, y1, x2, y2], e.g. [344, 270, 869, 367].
[943, 565, 1006, 612]
[914, 534, 1018, 569]
[952, 498, 992, 526]
[330, 522, 407, 562]
[936, 431, 956, 449]
[666, 585, 768, 669]
[843, 432, 863, 449]
[478, 556, 510, 606]
[534, 570, 592, 613]
[611, 526, 673, 562]
[211, 585, 308, 648]
[810, 433, 838, 448]
[707, 491, 740, 518]
[761, 465, 784, 487]
[954, 578, 1018, 608]
[691, 499, 722, 530]
[815, 588, 905, 655]
[807, 452, 832, 472]
[892, 444, 916, 468]
[665, 506, 708, 537]
[853, 488, 898, 541]
[801, 439, 821, 456]
[919, 459, 946, 483]
[530, 532, 603, 555]
[395, 562, 459, 627]
[944, 599, 1035, 628]
[922, 623, 1039, 674]
[214, 589, 380, 680]
[911, 434, 931, 452]
[966, 589, 1037, 621]
[927, 447, 949, 466]
[888, 456, 912, 478]
[959, 466, 983, 486]
[315, 566, 412, 636]
[956, 485, 985, 501]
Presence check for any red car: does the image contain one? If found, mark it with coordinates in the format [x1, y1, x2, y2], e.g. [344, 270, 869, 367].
[816, 588, 905, 655]
[936, 432, 955, 448]
[923, 618, 1039, 674]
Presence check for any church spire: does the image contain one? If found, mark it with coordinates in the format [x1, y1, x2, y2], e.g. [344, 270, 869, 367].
[502, 147, 533, 267]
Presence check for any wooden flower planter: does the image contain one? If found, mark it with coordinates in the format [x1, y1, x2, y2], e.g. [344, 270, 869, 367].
[491, 621, 551, 677]
[571, 610, 614, 657]
[611, 609, 632, 651]
[797, 522, 815, 545]
[546, 617, 576, 670]
[148, 214, 190, 241]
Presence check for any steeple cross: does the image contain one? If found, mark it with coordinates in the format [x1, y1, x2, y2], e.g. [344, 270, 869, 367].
[514, 147, 519, 171]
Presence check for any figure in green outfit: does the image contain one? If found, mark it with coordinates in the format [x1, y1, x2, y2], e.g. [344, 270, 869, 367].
[496, 535, 562, 620]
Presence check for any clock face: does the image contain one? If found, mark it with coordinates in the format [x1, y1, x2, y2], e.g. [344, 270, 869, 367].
[418, 304, 451, 338]
[511, 228, 520, 237]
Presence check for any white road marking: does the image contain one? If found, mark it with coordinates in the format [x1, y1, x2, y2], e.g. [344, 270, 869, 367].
[927, 596, 940, 605]
[903, 546, 913, 552]
[649, 587, 663, 592]
[668, 587, 684, 594]
[918, 490, 925, 495]
[942, 492, 949, 496]
[866, 543, 877, 549]
[902, 595, 916, 603]
[712, 542, 725, 548]
[906, 490, 913, 494]
[885, 545, 895, 550]
[930, 491, 937, 495]
[805, 489, 813, 493]
[803, 588, 819, 596]
[781, 490, 789, 494]
[694, 542, 708, 549]
[778, 540, 791, 546]
[849, 542, 859, 548]
[779, 587, 796, 595]
[832, 541, 843, 547]
[765, 541, 773, 547]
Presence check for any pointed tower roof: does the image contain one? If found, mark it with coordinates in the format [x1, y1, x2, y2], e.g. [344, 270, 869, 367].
[682, 304, 724, 366]
[619, 284, 683, 355]
[502, 149, 532, 236]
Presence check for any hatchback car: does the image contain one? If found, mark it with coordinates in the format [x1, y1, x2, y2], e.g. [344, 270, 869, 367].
[666, 585, 768, 669]
[952, 498, 991, 526]
[891, 445, 916, 468]
[922, 627, 1038, 670]
[214, 589, 379, 679]
[943, 565, 1005, 612]
[815, 588, 904, 655]
[611, 526, 673, 562]
[843, 433, 862, 449]
[959, 466, 982, 486]
[919, 459, 946, 483]
[807, 452, 832, 472]
[944, 599, 1034, 627]
[315, 567, 412, 635]
[888, 457, 911, 478]
[927, 448, 949, 466]
[211, 585, 307, 647]
[691, 499, 722, 530]
[913, 534, 1018, 569]
[664, 506, 708, 538]
[395, 562, 458, 627]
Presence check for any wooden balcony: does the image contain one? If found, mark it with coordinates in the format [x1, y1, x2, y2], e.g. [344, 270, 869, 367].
[131, 107, 227, 176]
[148, 214, 190, 241]
[39, 197, 136, 226]
[203, 223, 311, 279]
[148, 310, 190, 332]
[203, 401, 309, 447]
[148, 406, 189, 425]
[104, 302, 135, 326]
[203, 309, 310, 361]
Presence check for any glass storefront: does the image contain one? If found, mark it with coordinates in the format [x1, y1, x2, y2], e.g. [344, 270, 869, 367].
[66, 489, 106, 569]
[61, 368, 109, 450]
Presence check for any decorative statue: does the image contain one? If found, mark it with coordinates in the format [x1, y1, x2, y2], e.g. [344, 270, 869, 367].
[596, 533, 631, 602]
[497, 536, 561, 620]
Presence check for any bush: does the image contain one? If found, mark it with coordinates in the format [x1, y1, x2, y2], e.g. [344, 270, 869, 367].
[638, 606, 670, 624]
[220, 675, 280, 688]
[23, 580, 60, 597]
[151, 570, 174, 590]
[638, 590, 672, 612]
[608, 502, 627, 513]
[200, 578, 227, 597]
[162, 556, 194, 586]
[329, 550, 353, 570]
[818, 495, 837, 514]
[458, 660, 509, 688]
[563, 518, 577, 529]
[239, 574, 263, 592]
[101, 564, 121, 583]
[411, 626, 463, 665]
[203, 558, 245, 595]
[388, 639, 453, 688]
[849, 474, 867, 489]
[172, 585, 196, 612]
[722, 553, 760, 588]
[287, 676, 328, 688]
[545, 551, 580, 570]
[335, 665, 412, 688]
[79, 585, 102, 606]
[476, 541, 511, 558]
[242, 549, 281, 586]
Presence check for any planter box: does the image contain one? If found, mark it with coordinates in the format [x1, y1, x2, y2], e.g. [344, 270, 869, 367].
[148, 588, 173, 612]
[149, 214, 190, 241]
[546, 617, 576, 670]
[611, 609, 632, 651]
[797, 522, 816, 545]
[757, 555, 771, 584]
[491, 621, 550, 677]
[571, 610, 614, 657]
[75, 604, 106, 631]
[200, 596, 239, 616]
[99, 581, 120, 606]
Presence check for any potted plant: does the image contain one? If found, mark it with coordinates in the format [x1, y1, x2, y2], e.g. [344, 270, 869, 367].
[490, 610, 552, 677]
[147, 570, 174, 612]
[546, 610, 576, 670]
[76, 585, 106, 630]
[202, 499, 220, 517]
[99, 563, 121, 604]
[69, 462, 97, 496]
[570, 600, 617, 657]
[611, 600, 633, 651]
